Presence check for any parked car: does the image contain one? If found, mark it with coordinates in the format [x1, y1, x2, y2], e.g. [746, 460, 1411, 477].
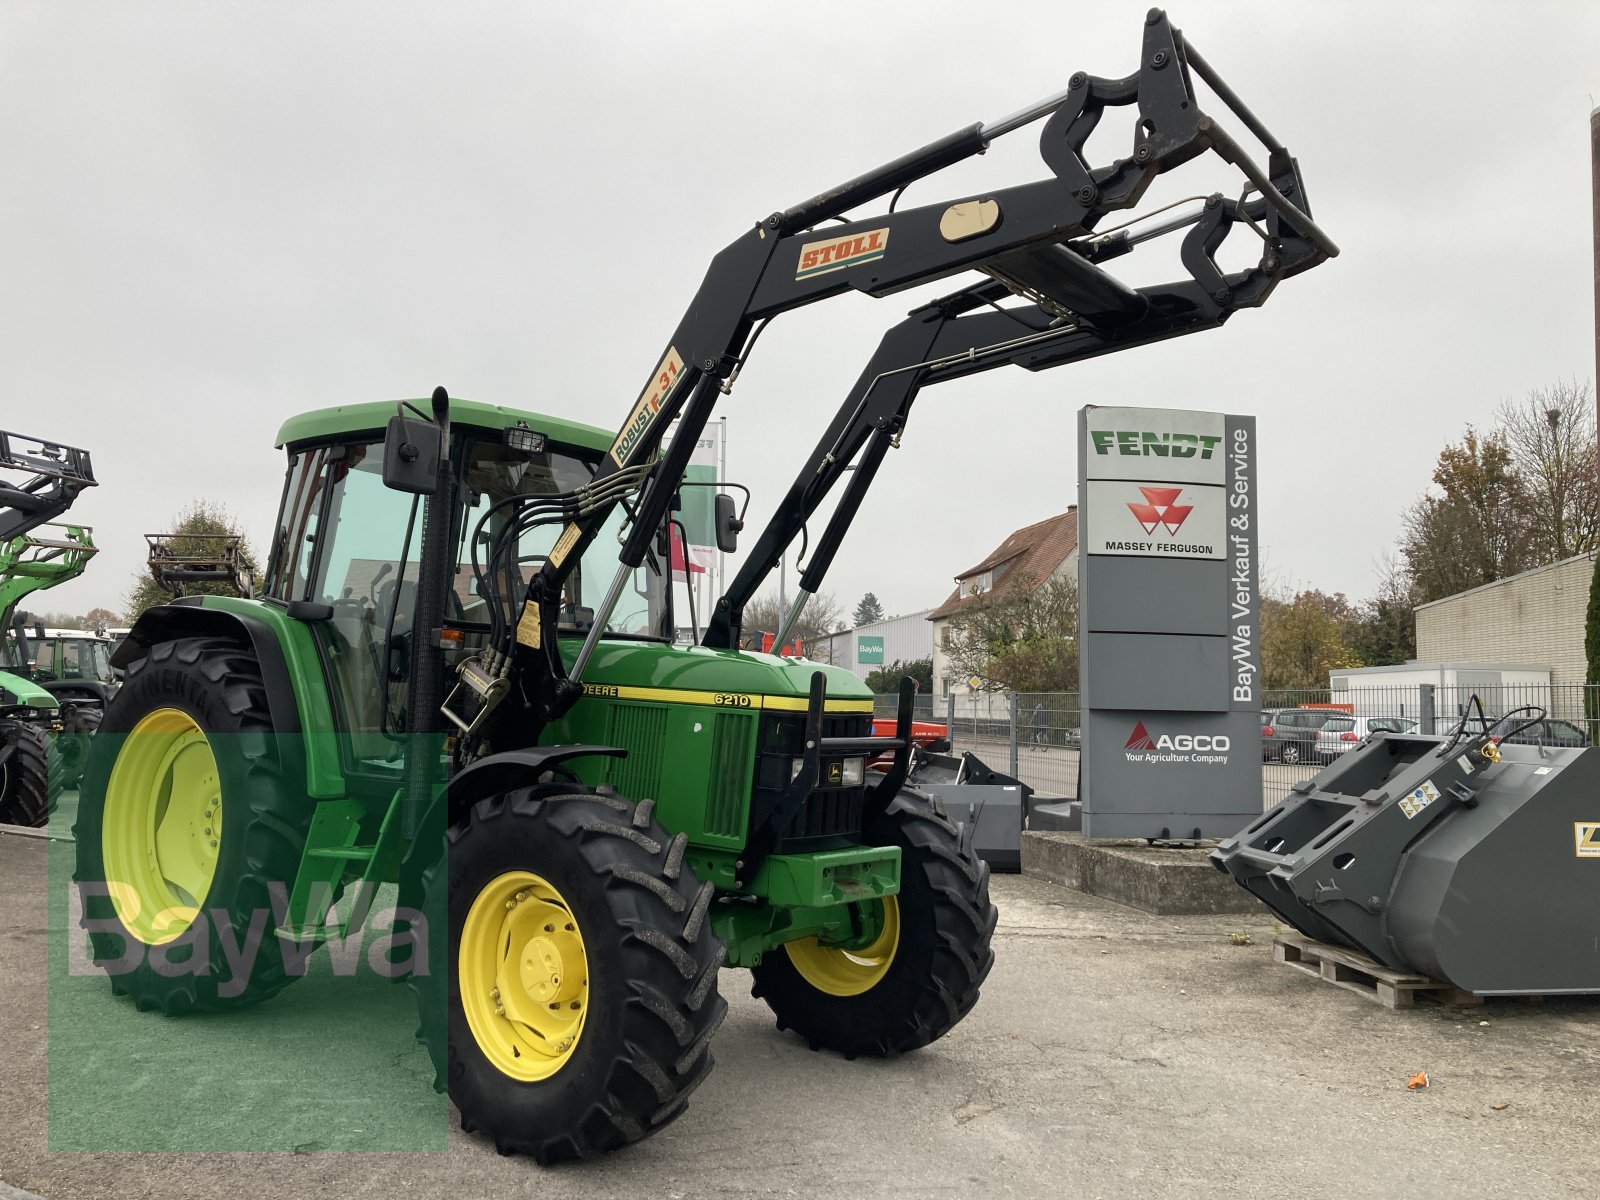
[1488, 715, 1590, 748]
[1426, 711, 1591, 748]
[1260, 709, 1321, 765]
[1313, 715, 1420, 761]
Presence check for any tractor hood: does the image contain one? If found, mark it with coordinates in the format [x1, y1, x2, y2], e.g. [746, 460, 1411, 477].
[566, 641, 871, 707]
[0, 669, 57, 711]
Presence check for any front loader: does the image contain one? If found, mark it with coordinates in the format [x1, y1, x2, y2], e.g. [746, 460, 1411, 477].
[75, 10, 1336, 1161]
[0, 429, 98, 824]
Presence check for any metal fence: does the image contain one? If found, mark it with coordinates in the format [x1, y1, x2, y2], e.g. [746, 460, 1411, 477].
[874, 683, 1600, 809]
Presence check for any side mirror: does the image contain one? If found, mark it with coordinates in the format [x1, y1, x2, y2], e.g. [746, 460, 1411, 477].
[382, 415, 442, 495]
[714, 492, 743, 553]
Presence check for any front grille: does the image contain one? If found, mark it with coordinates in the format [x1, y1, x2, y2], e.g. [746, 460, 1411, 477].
[603, 703, 667, 800]
[751, 710, 874, 851]
[704, 711, 756, 839]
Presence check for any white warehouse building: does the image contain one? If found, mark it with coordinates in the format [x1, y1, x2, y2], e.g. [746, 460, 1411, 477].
[814, 609, 934, 681]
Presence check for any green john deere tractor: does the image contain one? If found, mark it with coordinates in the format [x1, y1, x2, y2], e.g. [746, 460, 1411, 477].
[74, 11, 1335, 1161]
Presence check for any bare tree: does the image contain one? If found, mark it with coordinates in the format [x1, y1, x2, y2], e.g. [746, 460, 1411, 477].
[943, 574, 1079, 693]
[1495, 379, 1599, 562]
[739, 588, 844, 654]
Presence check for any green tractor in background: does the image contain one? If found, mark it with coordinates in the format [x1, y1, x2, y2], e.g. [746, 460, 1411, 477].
[0, 429, 99, 826]
[73, 12, 1335, 1161]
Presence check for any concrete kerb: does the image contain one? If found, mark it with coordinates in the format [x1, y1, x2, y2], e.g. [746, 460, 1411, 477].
[1021, 829, 1267, 915]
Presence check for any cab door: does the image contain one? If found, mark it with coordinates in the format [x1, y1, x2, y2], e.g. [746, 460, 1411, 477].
[278, 440, 423, 773]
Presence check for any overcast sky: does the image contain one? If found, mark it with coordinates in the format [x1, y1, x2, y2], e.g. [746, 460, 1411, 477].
[5, 0, 1599, 625]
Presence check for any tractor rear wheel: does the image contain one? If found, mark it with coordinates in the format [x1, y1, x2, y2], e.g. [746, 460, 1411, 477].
[750, 786, 997, 1057]
[0, 721, 55, 827]
[73, 636, 310, 1012]
[412, 789, 726, 1163]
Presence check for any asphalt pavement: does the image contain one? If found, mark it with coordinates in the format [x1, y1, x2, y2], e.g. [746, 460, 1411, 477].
[4, 828, 1599, 1198]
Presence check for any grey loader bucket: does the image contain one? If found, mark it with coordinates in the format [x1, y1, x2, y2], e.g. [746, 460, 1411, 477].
[1211, 729, 1600, 995]
[908, 750, 1031, 873]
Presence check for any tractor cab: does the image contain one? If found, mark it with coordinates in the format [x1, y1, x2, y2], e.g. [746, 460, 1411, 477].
[264, 399, 674, 773]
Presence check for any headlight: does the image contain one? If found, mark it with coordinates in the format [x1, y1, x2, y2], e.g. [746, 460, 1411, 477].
[790, 756, 866, 786]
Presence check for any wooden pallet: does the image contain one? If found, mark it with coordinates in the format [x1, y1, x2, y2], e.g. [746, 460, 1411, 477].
[1271, 933, 1514, 1010]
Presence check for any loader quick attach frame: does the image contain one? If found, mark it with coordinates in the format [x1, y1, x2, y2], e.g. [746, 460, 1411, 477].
[144, 532, 255, 599]
[0, 429, 97, 545]
[496, 8, 1337, 743]
[0, 427, 99, 632]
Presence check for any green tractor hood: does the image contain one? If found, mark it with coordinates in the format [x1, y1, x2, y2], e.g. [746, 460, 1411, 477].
[0, 668, 58, 712]
[565, 641, 872, 710]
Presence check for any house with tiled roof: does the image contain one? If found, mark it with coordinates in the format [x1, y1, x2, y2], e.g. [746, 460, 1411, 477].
[927, 506, 1078, 695]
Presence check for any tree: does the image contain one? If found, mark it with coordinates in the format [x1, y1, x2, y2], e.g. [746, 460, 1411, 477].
[82, 606, 120, 634]
[1494, 379, 1599, 563]
[1346, 554, 1418, 668]
[1400, 427, 1533, 603]
[852, 592, 885, 627]
[739, 588, 844, 655]
[865, 657, 933, 695]
[1260, 588, 1360, 689]
[126, 501, 260, 620]
[943, 573, 1079, 693]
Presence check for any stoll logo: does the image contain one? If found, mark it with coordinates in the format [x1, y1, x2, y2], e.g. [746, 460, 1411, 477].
[796, 227, 889, 280]
[1123, 719, 1231, 764]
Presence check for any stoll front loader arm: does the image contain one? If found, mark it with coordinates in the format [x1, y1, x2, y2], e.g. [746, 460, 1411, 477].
[482, 8, 1336, 741]
[0, 429, 99, 688]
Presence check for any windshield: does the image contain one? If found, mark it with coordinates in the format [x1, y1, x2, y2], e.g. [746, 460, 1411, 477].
[459, 437, 669, 639]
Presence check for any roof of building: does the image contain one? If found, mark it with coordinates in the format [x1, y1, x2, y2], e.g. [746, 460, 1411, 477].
[1413, 551, 1596, 612]
[927, 508, 1078, 622]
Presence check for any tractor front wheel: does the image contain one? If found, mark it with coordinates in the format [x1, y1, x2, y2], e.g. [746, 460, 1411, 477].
[751, 786, 997, 1057]
[413, 790, 727, 1163]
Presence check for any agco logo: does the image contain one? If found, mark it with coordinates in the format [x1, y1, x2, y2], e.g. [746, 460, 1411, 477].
[796, 227, 889, 280]
[1124, 720, 1230, 756]
[1090, 430, 1222, 459]
[1127, 486, 1193, 537]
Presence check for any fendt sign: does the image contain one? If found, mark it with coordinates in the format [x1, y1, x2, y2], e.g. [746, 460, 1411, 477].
[1078, 406, 1260, 840]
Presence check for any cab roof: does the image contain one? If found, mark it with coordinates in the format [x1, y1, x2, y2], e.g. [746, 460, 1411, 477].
[275, 398, 613, 454]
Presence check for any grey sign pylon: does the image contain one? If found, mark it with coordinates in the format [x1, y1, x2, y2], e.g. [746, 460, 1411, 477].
[1077, 406, 1261, 840]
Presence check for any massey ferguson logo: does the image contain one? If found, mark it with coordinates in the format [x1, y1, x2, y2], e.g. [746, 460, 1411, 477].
[1123, 720, 1230, 764]
[1127, 487, 1193, 537]
[796, 227, 889, 280]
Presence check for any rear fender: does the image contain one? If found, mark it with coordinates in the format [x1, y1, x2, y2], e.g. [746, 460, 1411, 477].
[114, 600, 317, 792]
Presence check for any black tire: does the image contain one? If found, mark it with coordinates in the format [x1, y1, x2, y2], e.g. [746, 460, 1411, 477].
[412, 789, 726, 1163]
[73, 636, 312, 1012]
[0, 721, 53, 828]
[57, 704, 102, 789]
[750, 786, 997, 1058]
[1279, 742, 1303, 766]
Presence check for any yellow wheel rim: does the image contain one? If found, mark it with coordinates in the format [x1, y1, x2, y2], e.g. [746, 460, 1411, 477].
[101, 707, 223, 946]
[459, 870, 589, 1081]
[784, 896, 900, 997]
